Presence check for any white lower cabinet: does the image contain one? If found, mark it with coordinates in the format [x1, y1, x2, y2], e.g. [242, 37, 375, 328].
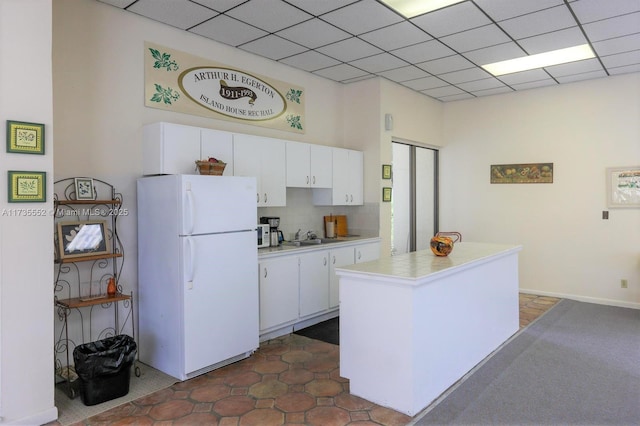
[299, 250, 330, 317]
[258, 256, 299, 331]
[356, 241, 380, 263]
[329, 246, 356, 309]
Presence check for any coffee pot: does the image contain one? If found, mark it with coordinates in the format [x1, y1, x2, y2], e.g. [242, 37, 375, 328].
[260, 217, 281, 246]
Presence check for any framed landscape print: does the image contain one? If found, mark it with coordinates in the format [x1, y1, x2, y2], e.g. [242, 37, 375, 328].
[7, 171, 46, 202]
[6, 120, 45, 154]
[490, 163, 553, 184]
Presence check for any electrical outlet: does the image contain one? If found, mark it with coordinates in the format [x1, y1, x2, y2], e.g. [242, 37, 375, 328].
[621, 279, 628, 289]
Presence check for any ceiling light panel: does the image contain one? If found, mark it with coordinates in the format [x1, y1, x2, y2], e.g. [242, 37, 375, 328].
[380, 0, 466, 18]
[482, 44, 596, 76]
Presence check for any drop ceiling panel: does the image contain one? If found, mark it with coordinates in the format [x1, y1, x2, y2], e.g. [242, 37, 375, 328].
[410, 2, 491, 38]
[190, 15, 268, 46]
[321, 0, 403, 35]
[359, 22, 433, 51]
[225, 0, 312, 33]
[97, 0, 640, 102]
[127, 0, 218, 30]
[276, 19, 351, 49]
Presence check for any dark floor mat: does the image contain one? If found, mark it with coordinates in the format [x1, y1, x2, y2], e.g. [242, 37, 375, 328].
[293, 317, 339, 345]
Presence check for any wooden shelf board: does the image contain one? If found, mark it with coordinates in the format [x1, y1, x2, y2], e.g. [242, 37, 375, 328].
[56, 199, 121, 205]
[57, 293, 130, 309]
[56, 252, 123, 264]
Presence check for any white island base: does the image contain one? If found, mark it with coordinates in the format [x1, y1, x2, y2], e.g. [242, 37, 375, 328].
[336, 242, 522, 416]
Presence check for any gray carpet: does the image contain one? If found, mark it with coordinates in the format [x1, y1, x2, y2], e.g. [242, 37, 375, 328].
[412, 299, 640, 426]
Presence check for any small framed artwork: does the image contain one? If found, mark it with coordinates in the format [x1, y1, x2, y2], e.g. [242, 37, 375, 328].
[74, 177, 95, 200]
[382, 164, 392, 179]
[57, 220, 110, 259]
[382, 187, 392, 202]
[8, 171, 46, 203]
[490, 163, 553, 184]
[6, 120, 45, 154]
[606, 166, 640, 208]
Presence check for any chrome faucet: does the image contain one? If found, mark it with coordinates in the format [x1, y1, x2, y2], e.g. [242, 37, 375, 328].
[294, 229, 302, 241]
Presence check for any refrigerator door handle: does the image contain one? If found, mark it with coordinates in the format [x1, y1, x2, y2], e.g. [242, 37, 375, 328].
[185, 236, 194, 289]
[186, 187, 195, 235]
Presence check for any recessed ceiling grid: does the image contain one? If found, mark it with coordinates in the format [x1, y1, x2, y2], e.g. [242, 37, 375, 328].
[98, 0, 640, 102]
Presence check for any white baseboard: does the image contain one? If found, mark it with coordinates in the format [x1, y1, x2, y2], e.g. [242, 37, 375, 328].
[520, 288, 640, 310]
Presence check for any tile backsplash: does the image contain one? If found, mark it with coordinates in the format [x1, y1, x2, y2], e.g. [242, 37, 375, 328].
[258, 188, 379, 241]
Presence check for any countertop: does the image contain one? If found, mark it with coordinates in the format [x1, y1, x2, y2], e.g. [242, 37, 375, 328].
[335, 242, 522, 284]
[258, 235, 381, 259]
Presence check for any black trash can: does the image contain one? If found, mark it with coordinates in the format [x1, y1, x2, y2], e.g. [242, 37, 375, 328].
[73, 334, 137, 406]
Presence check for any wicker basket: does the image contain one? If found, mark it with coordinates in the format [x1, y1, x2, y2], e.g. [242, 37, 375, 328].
[195, 160, 226, 175]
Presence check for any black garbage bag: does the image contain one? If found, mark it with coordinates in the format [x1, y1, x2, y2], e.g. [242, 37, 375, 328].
[73, 334, 137, 405]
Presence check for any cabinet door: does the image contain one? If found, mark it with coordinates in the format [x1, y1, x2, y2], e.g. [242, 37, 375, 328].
[143, 122, 201, 175]
[355, 242, 380, 264]
[299, 251, 330, 317]
[310, 145, 332, 188]
[329, 246, 355, 309]
[348, 149, 364, 205]
[201, 129, 234, 176]
[259, 256, 299, 331]
[233, 134, 262, 205]
[332, 148, 350, 205]
[286, 142, 310, 187]
[260, 138, 286, 206]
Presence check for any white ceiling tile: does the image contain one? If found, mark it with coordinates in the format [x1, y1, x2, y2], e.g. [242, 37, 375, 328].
[128, 0, 218, 30]
[279, 50, 341, 71]
[593, 33, 640, 56]
[555, 69, 608, 83]
[510, 79, 558, 91]
[342, 74, 377, 84]
[240, 35, 308, 60]
[317, 37, 383, 61]
[410, 2, 490, 37]
[601, 50, 640, 68]
[437, 93, 475, 101]
[378, 66, 430, 82]
[401, 76, 449, 91]
[191, 15, 268, 46]
[500, 6, 576, 40]
[276, 19, 351, 49]
[359, 22, 433, 51]
[544, 58, 603, 77]
[474, 0, 564, 21]
[608, 63, 640, 74]
[464, 43, 527, 65]
[392, 40, 455, 63]
[285, 0, 360, 16]
[517, 27, 587, 55]
[470, 86, 514, 97]
[313, 63, 370, 81]
[349, 53, 409, 73]
[416, 55, 474, 75]
[439, 67, 493, 84]
[97, 0, 137, 8]
[422, 85, 467, 98]
[440, 24, 511, 53]
[570, 0, 640, 23]
[321, 0, 403, 35]
[497, 69, 551, 85]
[582, 12, 640, 42]
[191, 0, 247, 13]
[457, 78, 506, 92]
[226, 0, 312, 32]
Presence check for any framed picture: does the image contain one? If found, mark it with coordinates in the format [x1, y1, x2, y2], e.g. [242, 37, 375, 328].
[8, 171, 46, 203]
[490, 163, 553, 184]
[606, 166, 640, 208]
[6, 120, 45, 154]
[382, 187, 392, 202]
[382, 164, 392, 179]
[74, 177, 95, 200]
[57, 220, 110, 259]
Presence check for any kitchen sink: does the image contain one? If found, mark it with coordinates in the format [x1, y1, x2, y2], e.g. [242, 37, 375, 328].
[300, 238, 342, 245]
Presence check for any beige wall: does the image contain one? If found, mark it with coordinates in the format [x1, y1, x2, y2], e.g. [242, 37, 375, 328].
[0, 0, 56, 424]
[441, 73, 640, 307]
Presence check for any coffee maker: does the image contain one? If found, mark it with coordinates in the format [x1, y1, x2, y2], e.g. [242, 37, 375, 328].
[260, 217, 281, 246]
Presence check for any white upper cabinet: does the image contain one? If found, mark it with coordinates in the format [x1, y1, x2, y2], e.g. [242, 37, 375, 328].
[142, 122, 233, 176]
[233, 133, 286, 207]
[286, 142, 332, 188]
[312, 147, 363, 206]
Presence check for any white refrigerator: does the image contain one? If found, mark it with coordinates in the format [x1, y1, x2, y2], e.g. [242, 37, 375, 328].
[137, 174, 258, 380]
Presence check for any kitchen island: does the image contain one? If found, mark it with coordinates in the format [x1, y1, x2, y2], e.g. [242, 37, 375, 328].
[336, 242, 522, 416]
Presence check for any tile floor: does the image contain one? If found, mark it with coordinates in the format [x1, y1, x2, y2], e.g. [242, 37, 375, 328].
[49, 293, 559, 426]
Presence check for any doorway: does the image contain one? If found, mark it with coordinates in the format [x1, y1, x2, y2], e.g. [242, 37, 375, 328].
[391, 141, 438, 255]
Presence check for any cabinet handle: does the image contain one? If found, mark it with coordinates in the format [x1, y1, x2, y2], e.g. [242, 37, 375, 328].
[264, 193, 267, 203]
[350, 194, 353, 202]
[306, 176, 309, 184]
[332, 256, 336, 265]
[345, 194, 348, 202]
[257, 193, 259, 203]
[264, 268, 268, 278]
[323, 257, 327, 266]
[312, 176, 316, 184]
[358, 251, 361, 260]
